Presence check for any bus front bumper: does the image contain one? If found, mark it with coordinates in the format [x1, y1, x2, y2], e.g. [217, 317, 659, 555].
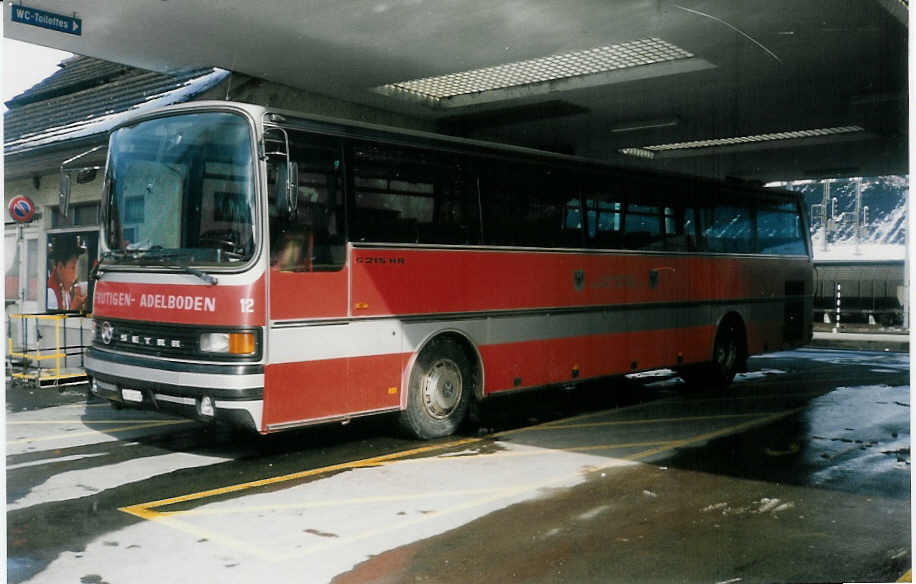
[85, 348, 264, 432]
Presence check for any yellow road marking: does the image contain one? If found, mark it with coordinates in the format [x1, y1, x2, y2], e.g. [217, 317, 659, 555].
[154, 440, 673, 520]
[521, 412, 781, 431]
[155, 485, 526, 518]
[626, 408, 806, 460]
[120, 437, 482, 517]
[680, 390, 834, 404]
[118, 408, 803, 562]
[6, 420, 193, 445]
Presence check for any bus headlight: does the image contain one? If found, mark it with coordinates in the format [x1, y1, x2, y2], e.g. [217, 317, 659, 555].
[200, 332, 256, 355]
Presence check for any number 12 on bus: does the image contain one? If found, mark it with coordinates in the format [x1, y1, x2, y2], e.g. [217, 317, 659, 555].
[82, 101, 812, 439]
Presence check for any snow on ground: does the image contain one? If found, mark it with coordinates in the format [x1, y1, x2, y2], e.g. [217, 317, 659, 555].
[24, 443, 635, 584]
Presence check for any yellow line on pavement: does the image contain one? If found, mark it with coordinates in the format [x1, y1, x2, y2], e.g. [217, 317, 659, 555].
[521, 412, 779, 431]
[122, 407, 800, 518]
[626, 407, 806, 461]
[6, 420, 193, 445]
[153, 440, 672, 520]
[117, 407, 804, 563]
[120, 436, 483, 517]
[155, 485, 525, 518]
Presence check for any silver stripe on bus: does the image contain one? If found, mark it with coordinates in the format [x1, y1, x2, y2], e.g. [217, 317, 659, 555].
[154, 394, 197, 406]
[85, 354, 264, 390]
[266, 405, 400, 432]
[267, 299, 796, 364]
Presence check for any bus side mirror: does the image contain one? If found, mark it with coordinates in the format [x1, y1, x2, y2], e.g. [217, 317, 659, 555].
[59, 172, 72, 217]
[59, 144, 106, 218]
[287, 161, 299, 214]
[77, 168, 98, 184]
[274, 161, 299, 216]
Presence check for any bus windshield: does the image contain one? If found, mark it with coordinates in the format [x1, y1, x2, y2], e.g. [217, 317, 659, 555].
[103, 112, 256, 266]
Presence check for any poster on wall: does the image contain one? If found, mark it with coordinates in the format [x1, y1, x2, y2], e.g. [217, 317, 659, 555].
[46, 232, 98, 313]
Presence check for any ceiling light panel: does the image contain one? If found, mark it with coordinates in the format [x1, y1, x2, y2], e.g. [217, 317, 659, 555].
[620, 126, 866, 158]
[379, 38, 694, 102]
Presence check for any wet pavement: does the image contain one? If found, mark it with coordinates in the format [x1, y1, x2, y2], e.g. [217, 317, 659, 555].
[5, 347, 911, 583]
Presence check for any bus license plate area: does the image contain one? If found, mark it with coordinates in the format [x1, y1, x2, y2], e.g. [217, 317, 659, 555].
[121, 388, 144, 403]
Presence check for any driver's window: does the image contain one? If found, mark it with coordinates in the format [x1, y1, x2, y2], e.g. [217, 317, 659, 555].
[199, 160, 253, 259]
[268, 132, 345, 272]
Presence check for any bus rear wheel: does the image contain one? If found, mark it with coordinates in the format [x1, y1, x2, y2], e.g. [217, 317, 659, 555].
[679, 320, 741, 392]
[400, 338, 472, 440]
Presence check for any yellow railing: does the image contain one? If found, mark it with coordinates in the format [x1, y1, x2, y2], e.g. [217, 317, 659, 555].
[7, 312, 89, 387]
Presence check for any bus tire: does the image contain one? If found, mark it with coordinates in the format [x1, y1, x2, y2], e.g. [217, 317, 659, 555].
[400, 338, 471, 440]
[679, 320, 741, 392]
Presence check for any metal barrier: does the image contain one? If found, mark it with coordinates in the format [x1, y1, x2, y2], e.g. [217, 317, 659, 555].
[7, 312, 91, 388]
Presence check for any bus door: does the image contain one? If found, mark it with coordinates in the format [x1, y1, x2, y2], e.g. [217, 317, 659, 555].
[265, 129, 350, 424]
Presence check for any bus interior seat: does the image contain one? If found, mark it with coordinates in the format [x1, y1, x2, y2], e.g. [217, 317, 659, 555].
[271, 227, 311, 271]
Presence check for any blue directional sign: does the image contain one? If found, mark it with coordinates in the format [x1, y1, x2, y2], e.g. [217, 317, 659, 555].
[11, 5, 81, 36]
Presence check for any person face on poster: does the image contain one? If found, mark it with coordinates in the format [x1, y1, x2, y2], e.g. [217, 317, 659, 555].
[47, 239, 86, 312]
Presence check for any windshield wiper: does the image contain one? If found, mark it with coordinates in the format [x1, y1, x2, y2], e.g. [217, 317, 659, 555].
[139, 250, 219, 286]
[95, 248, 218, 286]
[92, 249, 136, 280]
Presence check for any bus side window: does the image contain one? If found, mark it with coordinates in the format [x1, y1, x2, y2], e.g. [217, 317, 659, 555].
[352, 143, 469, 245]
[683, 207, 698, 251]
[624, 203, 663, 250]
[757, 206, 807, 255]
[581, 173, 624, 250]
[269, 132, 345, 272]
[701, 205, 754, 253]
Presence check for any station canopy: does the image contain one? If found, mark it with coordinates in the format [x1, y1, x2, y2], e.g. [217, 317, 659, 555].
[4, 0, 908, 182]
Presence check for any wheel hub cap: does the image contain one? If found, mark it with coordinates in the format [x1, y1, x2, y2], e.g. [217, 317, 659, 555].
[423, 359, 463, 419]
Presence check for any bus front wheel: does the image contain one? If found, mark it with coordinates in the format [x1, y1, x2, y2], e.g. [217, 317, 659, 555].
[400, 338, 472, 440]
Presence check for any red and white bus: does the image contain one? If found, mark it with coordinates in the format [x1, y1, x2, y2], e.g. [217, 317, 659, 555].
[82, 101, 813, 438]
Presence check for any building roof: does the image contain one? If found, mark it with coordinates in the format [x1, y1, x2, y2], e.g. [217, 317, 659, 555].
[4, 56, 229, 157]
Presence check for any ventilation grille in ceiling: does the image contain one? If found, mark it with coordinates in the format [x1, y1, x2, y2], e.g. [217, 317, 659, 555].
[376, 38, 695, 104]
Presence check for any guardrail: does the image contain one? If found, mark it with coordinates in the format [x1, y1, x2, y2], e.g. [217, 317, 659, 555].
[7, 312, 91, 388]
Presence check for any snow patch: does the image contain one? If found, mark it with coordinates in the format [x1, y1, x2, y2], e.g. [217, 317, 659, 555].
[702, 502, 729, 513]
[626, 369, 677, 379]
[577, 504, 612, 520]
[735, 369, 787, 382]
[8, 451, 231, 511]
[7, 452, 108, 471]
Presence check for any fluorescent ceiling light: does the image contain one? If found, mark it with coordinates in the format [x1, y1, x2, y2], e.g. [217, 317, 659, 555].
[375, 38, 710, 108]
[611, 117, 680, 133]
[620, 126, 867, 159]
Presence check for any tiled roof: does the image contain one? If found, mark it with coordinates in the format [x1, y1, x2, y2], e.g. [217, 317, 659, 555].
[4, 56, 228, 156]
[5, 55, 131, 107]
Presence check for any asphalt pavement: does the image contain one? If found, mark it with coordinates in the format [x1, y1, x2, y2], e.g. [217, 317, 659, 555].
[5, 338, 911, 584]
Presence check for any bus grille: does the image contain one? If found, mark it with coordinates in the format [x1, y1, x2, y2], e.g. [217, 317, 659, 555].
[93, 320, 201, 359]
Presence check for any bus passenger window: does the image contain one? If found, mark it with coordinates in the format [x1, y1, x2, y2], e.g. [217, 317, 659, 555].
[683, 208, 698, 251]
[701, 205, 754, 253]
[757, 207, 807, 255]
[584, 196, 623, 249]
[624, 204, 663, 250]
[351, 144, 472, 245]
